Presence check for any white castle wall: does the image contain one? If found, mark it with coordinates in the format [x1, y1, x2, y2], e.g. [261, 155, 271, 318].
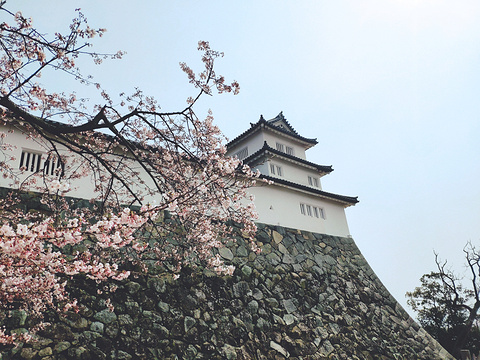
[249, 184, 351, 237]
[264, 158, 324, 190]
[0, 123, 159, 203]
[2, 122, 353, 238]
[227, 130, 264, 159]
[262, 131, 307, 160]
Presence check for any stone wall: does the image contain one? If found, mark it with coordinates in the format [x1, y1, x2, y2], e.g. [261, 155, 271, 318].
[1, 223, 454, 359]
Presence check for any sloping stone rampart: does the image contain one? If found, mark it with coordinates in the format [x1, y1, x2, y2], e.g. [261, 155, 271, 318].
[1, 223, 454, 359]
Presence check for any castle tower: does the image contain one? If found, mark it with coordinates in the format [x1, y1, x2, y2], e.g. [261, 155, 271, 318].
[226, 112, 358, 237]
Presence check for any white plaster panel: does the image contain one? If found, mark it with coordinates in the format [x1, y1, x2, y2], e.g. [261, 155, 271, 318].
[227, 131, 265, 158]
[1, 123, 353, 239]
[267, 158, 323, 190]
[248, 184, 351, 237]
[263, 131, 310, 160]
[0, 124, 161, 203]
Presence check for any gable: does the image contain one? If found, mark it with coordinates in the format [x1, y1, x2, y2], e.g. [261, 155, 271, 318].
[226, 112, 318, 151]
[266, 111, 297, 134]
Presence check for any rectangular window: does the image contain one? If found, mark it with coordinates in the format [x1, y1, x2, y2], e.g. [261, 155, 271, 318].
[306, 205, 312, 216]
[276, 166, 282, 176]
[19, 150, 42, 173]
[319, 208, 326, 219]
[300, 202, 326, 220]
[276, 142, 284, 152]
[44, 155, 62, 176]
[286, 146, 294, 156]
[20, 150, 63, 175]
[308, 176, 319, 187]
[270, 164, 283, 176]
[300, 203, 305, 215]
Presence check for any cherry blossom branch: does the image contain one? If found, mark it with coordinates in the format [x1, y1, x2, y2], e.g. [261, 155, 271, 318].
[0, 2, 256, 345]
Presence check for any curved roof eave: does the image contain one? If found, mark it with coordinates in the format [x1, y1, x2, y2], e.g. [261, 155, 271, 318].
[243, 141, 333, 175]
[260, 174, 359, 207]
[226, 115, 318, 149]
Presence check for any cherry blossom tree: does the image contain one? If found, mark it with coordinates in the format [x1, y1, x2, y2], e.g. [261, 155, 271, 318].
[0, 2, 258, 344]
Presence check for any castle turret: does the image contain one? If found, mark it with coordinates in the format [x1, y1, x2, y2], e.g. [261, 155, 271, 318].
[226, 112, 358, 237]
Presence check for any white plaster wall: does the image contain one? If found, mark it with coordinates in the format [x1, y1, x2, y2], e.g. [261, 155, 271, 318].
[249, 184, 351, 237]
[251, 162, 269, 176]
[267, 158, 323, 190]
[1, 124, 352, 238]
[0, 124, 161, 203]
[262, 131, 307, 160]
[227, 130, 265, 158]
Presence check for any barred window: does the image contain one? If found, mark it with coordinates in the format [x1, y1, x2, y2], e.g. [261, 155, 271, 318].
[44, 155, 62, 176]
[300, 203, 305, 215]
[19, 150, 42, 173]
[19, 150, 63, 175]
[300, 202, 326, 219]
[270, 163, 283, 176]
[306, 205, 312, 216]
[319, 208, 326, 219]
[308, 176, 319, 187]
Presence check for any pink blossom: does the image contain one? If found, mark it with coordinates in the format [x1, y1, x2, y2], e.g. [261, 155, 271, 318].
[0, 3, 259, 344]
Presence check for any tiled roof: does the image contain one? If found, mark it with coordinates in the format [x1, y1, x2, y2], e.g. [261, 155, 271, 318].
[260, 174, 359, 206]
[226, 113, 317, 149]
[243, 141, 333, 174]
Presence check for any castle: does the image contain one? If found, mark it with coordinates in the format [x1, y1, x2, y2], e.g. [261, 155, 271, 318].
[1, 112, 357, 239]
[226, 112, 358, 237]
[0, 114, 455, 359]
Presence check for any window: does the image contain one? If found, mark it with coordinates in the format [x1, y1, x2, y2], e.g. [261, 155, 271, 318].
[299, 202, 326, 219]
[276, 166, 282, 176]
[276, 142, 294, 156]
[19, 150, 63, 175]
[308, 176, 319, 187]
[306, 205, 312, 216]
[300, 203, 305, 215]
[319, 208, 326, 219]
[44, 155, 62, 176]
[19, 150, 42, 173]
[270, 163, 283, 177]
[233, 147, 248, 160]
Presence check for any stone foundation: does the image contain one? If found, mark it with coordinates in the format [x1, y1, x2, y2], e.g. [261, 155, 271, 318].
[1, 223, 453, 359]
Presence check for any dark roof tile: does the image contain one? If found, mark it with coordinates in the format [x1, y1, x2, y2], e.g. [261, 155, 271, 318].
[226, 113, 317, 149]
[243, 141, 333, 174]
[260, 174, 358, 206]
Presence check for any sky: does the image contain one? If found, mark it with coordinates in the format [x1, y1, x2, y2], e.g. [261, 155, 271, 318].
[12, 1, 480, 316]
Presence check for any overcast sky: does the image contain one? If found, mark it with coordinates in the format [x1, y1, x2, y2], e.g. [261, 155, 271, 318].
[15, 1, 480, 316]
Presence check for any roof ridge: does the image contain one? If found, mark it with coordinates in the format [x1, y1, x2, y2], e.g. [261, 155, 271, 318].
[226, 113, 317, 149]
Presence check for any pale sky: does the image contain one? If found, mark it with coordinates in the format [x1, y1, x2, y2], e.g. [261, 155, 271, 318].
[14, 1, 480, 316]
